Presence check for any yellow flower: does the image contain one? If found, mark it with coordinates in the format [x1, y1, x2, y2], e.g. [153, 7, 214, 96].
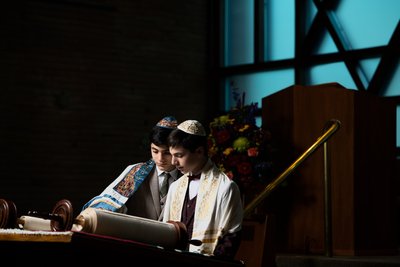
[219, 115, 234, 125]
[233, 137, 250, 152]
[210, 115, 234, 128]
[238, 124, 250, 132]
[223, 147, 234, 156]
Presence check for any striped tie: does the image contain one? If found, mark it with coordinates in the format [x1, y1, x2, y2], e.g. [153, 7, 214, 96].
[160, 172, 171, 198]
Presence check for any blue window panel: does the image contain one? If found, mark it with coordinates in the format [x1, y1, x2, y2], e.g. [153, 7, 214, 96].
[311, 0, 399, 54]
[224, 0, 254, 66]
[309, 62, 357, 90]
[264, 0, 295, 60]
[359, 58, 380, 84]
[306, 0, 339, 54]
[305, 0, 318, 33]
[384, 64, 400, 97]
[335, 0, 400, 49]
[315, 29, 339, 54]
[255, 117, 262, 128]
[224, 70, 295, 111]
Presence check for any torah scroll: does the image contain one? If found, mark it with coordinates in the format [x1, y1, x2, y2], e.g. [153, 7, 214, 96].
[72, 208, 188, 250]
[18, 216, 52, 231]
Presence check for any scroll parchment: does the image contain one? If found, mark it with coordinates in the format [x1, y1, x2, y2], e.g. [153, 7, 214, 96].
[72, 208, 187, 249]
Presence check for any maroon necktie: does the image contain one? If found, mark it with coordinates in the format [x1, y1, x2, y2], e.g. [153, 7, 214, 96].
[188, 173, 201, 181]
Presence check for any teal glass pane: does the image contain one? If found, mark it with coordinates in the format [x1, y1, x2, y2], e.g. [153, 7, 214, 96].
[224, 0, 254, 66]
[359, 58, 380, 84]
[309, 62, 357, 89]
[335, 0, 400, 49]
[224, 70, 295, 110]
[264, 0, 294, 60]
[311, 0, 399, 54]
[315, 29, 338, 54]
[305, 0, 317, 34]
[384, 64, 400, 97]
[306, 0, 339, 54]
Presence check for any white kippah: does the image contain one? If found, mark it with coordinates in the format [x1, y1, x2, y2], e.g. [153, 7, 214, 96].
[177, 120, 206, 136]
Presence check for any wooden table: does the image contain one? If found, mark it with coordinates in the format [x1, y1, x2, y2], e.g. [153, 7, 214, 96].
[0, 230, 245, 267]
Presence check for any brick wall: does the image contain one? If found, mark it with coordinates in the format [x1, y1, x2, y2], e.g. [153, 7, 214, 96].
[0, 0, 214, 216]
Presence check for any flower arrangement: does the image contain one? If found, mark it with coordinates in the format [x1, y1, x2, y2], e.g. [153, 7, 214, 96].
[207, 86, 277, 194]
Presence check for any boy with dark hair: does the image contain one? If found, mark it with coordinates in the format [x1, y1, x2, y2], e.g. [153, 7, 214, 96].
[164, 119, 243, 258]
[82, 116, 181, 221]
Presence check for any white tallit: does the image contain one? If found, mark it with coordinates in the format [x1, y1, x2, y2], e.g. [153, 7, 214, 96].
[163, 159, 243, 255]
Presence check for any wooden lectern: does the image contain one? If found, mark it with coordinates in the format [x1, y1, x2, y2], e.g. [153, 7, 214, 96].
[261, 83, 397, 256]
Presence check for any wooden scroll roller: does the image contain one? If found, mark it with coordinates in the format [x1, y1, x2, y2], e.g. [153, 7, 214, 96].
[0, 199, 18, 229]
[0, 199, 74, 231]
[72, 208, 190, 250]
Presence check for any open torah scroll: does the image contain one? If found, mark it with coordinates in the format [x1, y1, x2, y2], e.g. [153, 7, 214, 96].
[72, 208, 189, 250]
[0, 199, 191, 250]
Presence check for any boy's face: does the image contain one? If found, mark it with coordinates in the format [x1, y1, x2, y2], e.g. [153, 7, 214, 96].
[169, 145, 204, 175]
[151, 143, 175, 172]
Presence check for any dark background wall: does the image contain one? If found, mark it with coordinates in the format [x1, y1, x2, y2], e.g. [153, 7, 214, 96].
[0, 0, 214, 216]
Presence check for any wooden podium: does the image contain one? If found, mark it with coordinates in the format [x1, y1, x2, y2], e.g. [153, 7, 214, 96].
[260, 83, 397, 256]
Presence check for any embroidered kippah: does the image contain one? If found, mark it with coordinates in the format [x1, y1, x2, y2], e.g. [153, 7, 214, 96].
[156, 116, 178, 129]
[177, 120, 206, 136]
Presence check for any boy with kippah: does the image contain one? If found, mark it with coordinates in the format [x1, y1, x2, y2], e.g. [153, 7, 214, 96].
[164, 119, 243, 258]
[82, 116, 182, 221]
